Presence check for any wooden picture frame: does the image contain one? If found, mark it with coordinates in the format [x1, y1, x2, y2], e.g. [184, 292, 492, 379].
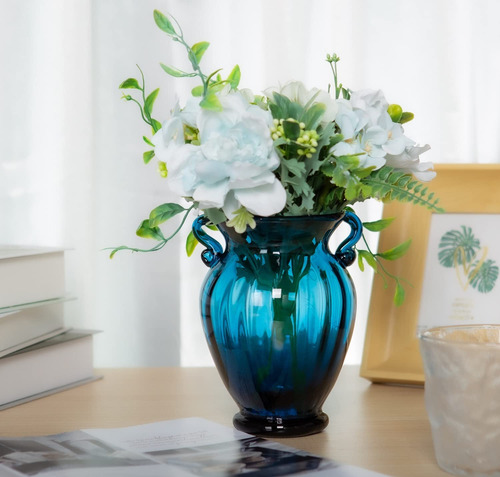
[360, 164, 500, 385]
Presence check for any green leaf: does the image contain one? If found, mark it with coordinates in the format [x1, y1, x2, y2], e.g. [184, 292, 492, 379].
[356, 168, 377, 181]
[378, 239, 412, 261]
[119, 78, 141, 90]
[153, 10, 177, 36]
[143, 150, 155, 164]
[358, 249, 378, 272]
[399, 112, 414, 124]
[360, 166, 443, 212]
[320, 163, 337, 178]
[191, 85, 204, 97]
[144, 88, 160, 118]
[357, 252, 365, 272]
[160, 63, 197, 78]
[363, 217, 395, 232]
[191, 41, 210, 64]
[227, 65, 241, 89]
[227, 206, 256, 233]
[200, 92, 222, 111]
[206, 68, 223, 84]
[345, 181, 362, 201]
[151, 119, 162, 133]
[283, 120, 301, 140]
[185, 231, 199, 257]
[282, 158, 307, 177]
[269, 92, 304, 121]
[204, 208, 227, 225]
[143, 136, 154, 147]
[394, 282, 405, 306]
[149, 203, 186, 227]
[136, 219, 165, 241]
[329, 134, 344, 147]
[302, 102, 326, 130]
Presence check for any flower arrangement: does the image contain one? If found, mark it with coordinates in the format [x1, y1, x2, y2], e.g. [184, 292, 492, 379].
[111, 10, 442, 304]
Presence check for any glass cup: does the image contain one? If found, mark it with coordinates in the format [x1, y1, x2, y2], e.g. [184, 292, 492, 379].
[420, 325, 500, 476]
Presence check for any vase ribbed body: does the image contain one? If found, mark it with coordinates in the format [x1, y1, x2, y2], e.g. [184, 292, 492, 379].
[193, 213, 361, 436]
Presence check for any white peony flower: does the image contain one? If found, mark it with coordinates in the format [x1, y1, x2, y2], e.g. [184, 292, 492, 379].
[153, 90, 287, 218]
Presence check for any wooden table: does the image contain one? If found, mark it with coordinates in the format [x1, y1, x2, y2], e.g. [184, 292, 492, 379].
[0, 366, 449, 477]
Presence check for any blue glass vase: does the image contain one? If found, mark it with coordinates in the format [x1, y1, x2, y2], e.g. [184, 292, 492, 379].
[192, 212, 363, 437]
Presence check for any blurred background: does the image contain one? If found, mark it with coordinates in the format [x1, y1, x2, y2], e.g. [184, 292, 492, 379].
[1, 0, 499, 367]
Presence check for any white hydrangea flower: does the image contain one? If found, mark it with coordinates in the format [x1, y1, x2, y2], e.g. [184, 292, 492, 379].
[331, 89, 431, 176]
[385, 144, 435, 181]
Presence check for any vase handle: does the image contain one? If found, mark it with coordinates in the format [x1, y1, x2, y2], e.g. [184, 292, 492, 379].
[192, 215, 224, 268]
[333, 211, 363, 268]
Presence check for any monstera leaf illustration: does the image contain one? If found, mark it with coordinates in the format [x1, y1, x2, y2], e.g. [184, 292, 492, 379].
[469, 259, 499, 293]
[438, 226, 480, 268]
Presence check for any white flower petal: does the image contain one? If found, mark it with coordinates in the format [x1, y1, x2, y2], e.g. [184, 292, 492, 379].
[412, 164, 437, 182]
[234, 180, 287, 216]
[382, 136, 406, 155]
[385, 144, 434, 180]
[331, 140, 363, 157]
[364, 126, 388, 145]
[193, 181, 229, 209]
[195, 161, 229, 184]
[222, 192, 240, 218]
[359, 155, 386, 170]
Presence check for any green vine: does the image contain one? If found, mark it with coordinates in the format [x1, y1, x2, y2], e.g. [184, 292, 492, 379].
[357, 218, 412, 306]
[108, 204, 195, 258]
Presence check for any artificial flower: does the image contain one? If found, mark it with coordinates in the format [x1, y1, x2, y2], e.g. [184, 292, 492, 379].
[115, 9, 440, 273]
[153, 89, 287, 219]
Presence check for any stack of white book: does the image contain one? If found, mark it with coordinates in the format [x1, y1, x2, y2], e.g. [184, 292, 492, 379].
[0, 246, 99, 410]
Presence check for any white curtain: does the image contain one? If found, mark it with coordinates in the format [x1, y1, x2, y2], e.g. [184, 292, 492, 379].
[1, 0, 499, 367]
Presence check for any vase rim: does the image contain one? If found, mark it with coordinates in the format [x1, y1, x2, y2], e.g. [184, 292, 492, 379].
[216, 212, 348, 246]
[252, 212, 345, 223]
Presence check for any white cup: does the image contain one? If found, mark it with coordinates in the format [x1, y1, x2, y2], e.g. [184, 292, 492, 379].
[420, 325, 500, 476]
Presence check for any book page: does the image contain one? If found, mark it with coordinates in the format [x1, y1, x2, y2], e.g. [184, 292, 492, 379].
[0, 418, 390, 477]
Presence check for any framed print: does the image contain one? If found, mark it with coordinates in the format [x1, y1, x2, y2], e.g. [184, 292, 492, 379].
[360, 164, 500, 385]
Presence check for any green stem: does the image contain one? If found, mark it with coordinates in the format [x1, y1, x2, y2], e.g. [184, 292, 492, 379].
[128, 97, 150, 126]
[171, 26, 208, 96]
[360, 233, 409, 288]
[137, 66, 147, 112]
[331, 61, 339, 99]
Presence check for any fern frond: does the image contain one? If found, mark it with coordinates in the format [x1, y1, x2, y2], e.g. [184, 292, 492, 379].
[362, 166, 444, 212]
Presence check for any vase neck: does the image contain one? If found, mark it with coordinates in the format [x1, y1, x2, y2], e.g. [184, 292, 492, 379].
[218, 214, 344, 252]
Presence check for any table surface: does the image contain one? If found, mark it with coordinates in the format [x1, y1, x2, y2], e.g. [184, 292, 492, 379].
[0, 365, 450, 477]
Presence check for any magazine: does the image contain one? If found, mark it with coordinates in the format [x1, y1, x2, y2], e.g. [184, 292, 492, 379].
[0, 418, 390, 477]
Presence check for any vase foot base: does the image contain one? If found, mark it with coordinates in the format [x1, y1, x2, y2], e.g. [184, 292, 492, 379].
[233, 412, 329, 437]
